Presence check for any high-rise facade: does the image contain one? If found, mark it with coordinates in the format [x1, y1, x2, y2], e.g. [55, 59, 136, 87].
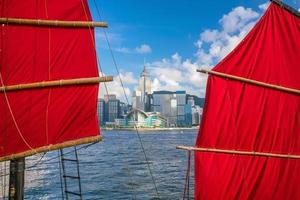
[97, 95, 130, 126]
[104, 94, 119, 123]
[132, 66, 151, 111]
[97, 99, 105, 126]
[152, 91, 188, 127]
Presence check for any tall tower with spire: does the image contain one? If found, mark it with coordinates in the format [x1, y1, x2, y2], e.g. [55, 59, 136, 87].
[132, 65, 151, 111]
[139, 65, 151, 106]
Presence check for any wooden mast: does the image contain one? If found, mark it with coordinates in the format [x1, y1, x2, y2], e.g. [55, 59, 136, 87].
[9, 158, 25, 200]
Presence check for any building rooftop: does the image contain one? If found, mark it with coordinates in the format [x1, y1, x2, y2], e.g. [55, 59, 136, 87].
[140, 65, 150, 77]
[153, 90, 186, 94]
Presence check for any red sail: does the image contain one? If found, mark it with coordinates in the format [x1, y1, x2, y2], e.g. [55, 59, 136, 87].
[0, 0, 100, 160]
[195, 2, 300, 200]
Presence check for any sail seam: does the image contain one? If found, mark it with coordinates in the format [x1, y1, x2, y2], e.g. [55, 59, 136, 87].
[0, 72, 37, 153]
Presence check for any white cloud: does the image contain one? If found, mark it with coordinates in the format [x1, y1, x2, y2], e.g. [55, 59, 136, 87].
[135, 44, 152, 54]
[220, 6, 259, 33]
[146, 3, 267, 97]
[98, 72, 137, 103]
[113, 44, 152, 54]
[115, 47, 131, 54]
[98, 3, 268, 100]
[148, 53, 207, 97]
[259, 2, 270, 11]
[119, 71, 138, 84]
[195, 5, 261, 66]
[96, 31, 124, 47]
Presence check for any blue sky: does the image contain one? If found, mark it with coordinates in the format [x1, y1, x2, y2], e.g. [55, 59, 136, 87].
[87, 0, 300, 101]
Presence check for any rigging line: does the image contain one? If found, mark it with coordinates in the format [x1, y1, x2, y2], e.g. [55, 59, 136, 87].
[0, 72, 37, 153]
[182, 150, 191, 200]
[79, 0, 109, 96]
[22, 141, 100, 171]
[26, 153, 47, 169]
[92, 2, 161, 199]
[0, 1, 37, 155]
[80, 1, 137, 198]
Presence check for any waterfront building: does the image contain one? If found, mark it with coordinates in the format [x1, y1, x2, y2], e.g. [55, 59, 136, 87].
[176, 91, 186, 127]
[192, 105, 203, 126]
[107, 99, 120, 122]
[124, 108, 167, 128]
[152, 91, 188, 127]
[115, 118, 128, 127]
[184, 104, 193, 127]
[97, 98, 105, 126]
[132, 90, 143, 110]
[104, 94, 117, 101]
[187, 96, 195, 106]
[119, 102, 129, 117]
[97, 94, 129, 125]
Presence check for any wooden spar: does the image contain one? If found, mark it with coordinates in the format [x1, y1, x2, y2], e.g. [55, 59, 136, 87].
[0, 76, 113, 93]
[197, 68, 300, 95]
[176, 146, 300, 159]
[0, 17, 108, 28]
[0, 135, 102, 162]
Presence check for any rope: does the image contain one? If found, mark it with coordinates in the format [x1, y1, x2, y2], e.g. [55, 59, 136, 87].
[0, 71, 37, 154]
[80, 1, 139, 199]
[182, 150, 191, 200]
[91, 1, 161, 198]
[26, 153, 47, 169]
[0, 0, 38, 156]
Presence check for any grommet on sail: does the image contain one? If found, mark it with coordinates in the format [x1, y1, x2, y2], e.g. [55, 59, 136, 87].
[0, 0, 112, 161]
[178, 0, 300, 199]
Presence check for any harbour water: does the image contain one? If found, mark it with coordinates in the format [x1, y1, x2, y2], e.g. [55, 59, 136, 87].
[24, 129, 197, 199]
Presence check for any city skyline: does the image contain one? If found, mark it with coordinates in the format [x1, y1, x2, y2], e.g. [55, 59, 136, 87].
[97, 66, 204, 127]
[98, 65, 204, 106]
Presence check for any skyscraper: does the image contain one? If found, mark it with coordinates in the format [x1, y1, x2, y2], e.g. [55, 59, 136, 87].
[152, 91, 187, 126]
[132, 65, 151, 111]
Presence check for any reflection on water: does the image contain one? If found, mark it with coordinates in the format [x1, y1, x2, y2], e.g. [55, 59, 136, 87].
[15, 130, 196, 199]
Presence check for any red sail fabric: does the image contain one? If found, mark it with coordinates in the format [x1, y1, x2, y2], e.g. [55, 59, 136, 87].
[0, 0, 100, 160]
[195, 2, 300, 200]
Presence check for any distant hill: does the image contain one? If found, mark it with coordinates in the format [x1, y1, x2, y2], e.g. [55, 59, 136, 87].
[187, 94, 205, 107]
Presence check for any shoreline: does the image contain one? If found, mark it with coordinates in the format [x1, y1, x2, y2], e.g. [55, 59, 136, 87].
[101, 126, 199, 132]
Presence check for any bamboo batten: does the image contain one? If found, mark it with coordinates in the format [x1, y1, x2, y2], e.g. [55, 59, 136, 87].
[0, 17, 108, 28]
[0, 76, 113, 93]
[176, 146, 300, 159]
[0, 135, 102, 162]
[197, 68, 300, 95]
